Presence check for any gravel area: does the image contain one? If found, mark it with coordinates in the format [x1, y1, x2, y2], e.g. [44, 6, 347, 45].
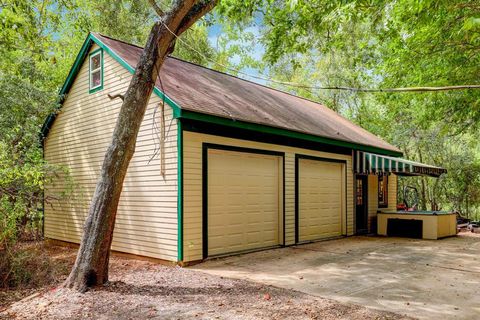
[1, 248, 412, 320]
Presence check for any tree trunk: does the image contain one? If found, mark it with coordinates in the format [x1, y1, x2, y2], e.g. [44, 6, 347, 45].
[64, 0, 217, 292]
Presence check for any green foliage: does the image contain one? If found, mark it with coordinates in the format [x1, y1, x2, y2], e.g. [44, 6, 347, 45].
[0, 73, 69, 250]
[172, 23, 217, 65]
[71, 0, 156, 46]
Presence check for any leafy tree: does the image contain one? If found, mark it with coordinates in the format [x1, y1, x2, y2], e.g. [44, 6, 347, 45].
[0, 1, 71, 255]
[68, 0, 216, 65]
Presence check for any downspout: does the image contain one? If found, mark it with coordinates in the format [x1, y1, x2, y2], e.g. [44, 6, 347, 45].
[41, 139, 45, 237]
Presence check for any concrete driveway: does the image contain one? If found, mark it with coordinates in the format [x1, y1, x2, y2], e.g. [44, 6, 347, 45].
[191, 234, 480, 320]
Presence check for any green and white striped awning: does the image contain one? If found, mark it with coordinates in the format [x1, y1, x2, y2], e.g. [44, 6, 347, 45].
[354, 151, 447, 177]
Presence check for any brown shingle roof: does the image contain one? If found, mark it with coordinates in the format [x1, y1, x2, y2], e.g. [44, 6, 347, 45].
[94, 33, 400, 154]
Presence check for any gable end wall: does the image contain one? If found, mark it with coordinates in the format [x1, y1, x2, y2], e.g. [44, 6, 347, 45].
[44, 44, 179, 262]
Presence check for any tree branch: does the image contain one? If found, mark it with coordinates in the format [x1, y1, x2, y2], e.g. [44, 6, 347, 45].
[176, 0, 218, 35]
[107, 93, 125, 101]
[148, 0, 164, 17]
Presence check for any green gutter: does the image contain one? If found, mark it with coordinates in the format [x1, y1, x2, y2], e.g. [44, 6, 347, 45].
[178, 110, 403, 157]
[177, 119, 184, 262]
[58, 36, 94, 98]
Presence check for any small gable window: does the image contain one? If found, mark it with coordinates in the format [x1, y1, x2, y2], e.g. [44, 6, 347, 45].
[89, 49, 103, 93]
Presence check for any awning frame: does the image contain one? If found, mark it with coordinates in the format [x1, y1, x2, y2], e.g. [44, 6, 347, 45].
[354, 151, 447, 177]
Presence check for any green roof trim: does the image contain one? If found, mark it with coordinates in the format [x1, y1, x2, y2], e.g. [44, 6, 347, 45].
[40, 32, 182, 140]
[177, 121, 184, 262]
[178, 110, 403, 157]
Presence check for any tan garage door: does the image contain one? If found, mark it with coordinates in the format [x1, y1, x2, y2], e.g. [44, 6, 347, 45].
[207, 148, 281, 256]
[298, 158, 344, 242]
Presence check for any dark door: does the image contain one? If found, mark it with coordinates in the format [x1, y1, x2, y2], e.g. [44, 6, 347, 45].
[355, 175, 368, 233]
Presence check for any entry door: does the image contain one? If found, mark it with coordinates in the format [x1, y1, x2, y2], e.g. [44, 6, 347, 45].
[355, 175, 368, 233]
[207, 148, 281, 257]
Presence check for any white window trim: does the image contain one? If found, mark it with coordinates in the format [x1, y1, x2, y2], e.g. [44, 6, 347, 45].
[89, 50, 103, 92]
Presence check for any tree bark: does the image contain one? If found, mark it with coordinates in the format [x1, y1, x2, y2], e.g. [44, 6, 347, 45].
[64, 0, 217, 292]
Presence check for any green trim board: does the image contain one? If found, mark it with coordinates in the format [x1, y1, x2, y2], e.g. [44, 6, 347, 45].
[294, 154, 348, 244]
[177, 120, 184, 262]
[282, 156, 286, 246]
[88, 48, 104, 94]
[58, 35, 94, 99]
[202, 143, 286, 259]
[179, 110, 403, 157]
[182, 118, 352, 156]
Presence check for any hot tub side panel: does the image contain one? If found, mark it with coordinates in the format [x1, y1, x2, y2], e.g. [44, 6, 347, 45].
[437, 214, 457, 238]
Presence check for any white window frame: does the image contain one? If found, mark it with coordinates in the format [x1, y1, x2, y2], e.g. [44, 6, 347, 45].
[89, 49, 103, 93]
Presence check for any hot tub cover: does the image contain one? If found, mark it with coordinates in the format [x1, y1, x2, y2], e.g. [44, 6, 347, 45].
[354, 151, 447, 177]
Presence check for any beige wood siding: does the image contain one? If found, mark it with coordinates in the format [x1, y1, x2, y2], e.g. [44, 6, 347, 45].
[298, 159, 344, 242]
[207, 149, 282, 256]
[367, 174, 397, 232]
[183, 131, 354, 262]
[387, 174, 398, 211]
[44, 44, 178, 261]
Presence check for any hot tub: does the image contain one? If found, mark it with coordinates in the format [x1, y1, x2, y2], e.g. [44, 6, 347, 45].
[377, 211, 457, 239]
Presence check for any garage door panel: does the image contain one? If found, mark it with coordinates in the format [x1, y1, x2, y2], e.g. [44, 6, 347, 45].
[208, 149, 281, 257]
[298, 158, 343, 242]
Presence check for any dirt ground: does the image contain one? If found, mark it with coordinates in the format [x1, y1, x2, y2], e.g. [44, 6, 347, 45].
[1, 244, 411, 320]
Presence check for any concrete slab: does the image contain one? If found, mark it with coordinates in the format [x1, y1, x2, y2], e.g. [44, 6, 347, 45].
[191, 234, 480, 320]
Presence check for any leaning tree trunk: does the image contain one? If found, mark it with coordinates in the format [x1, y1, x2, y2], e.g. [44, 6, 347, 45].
[64, 0, 217, 292]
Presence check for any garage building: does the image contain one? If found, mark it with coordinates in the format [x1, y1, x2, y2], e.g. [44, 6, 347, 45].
[41, 33, 438, 264]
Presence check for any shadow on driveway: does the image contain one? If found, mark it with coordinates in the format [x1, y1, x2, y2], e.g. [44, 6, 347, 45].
[191, 234, 480, 320]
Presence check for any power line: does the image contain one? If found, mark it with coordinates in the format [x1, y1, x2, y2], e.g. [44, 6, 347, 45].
[297, 85, 480, 92]
[161, 21, 480, 93]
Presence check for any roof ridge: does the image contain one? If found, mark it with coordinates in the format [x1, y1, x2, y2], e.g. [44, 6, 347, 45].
[93, 32, 338, 112]
[91, 32, 401, 154]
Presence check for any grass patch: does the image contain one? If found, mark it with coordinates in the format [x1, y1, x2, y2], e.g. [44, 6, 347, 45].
[0, 241, 75, 310]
